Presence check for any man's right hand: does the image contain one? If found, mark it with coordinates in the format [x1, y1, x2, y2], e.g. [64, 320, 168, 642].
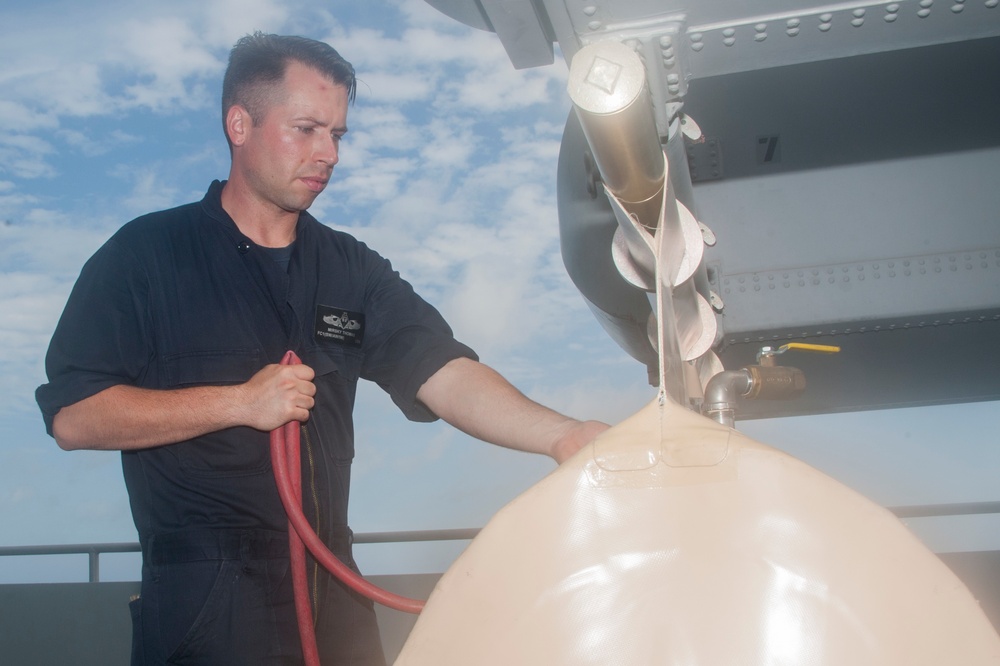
[237, 362, 317, 432]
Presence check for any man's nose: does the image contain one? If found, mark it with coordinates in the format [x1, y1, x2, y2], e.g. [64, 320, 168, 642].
[317, 135, 339, 166]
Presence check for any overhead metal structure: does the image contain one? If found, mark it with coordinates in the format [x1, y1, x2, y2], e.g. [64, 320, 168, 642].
[426, 0, 1000, 419]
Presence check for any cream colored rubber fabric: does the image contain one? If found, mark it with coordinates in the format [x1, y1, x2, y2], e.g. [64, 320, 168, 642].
[396, 398, 1000, 665]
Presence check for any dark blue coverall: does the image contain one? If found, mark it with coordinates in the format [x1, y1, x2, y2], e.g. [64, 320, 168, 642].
[37, 181, 476, 665]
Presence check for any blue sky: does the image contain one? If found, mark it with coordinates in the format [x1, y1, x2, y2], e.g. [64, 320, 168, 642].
[1, 0, 997, 584]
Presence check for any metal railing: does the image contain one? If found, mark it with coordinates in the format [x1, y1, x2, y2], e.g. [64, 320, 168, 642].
[4, 503, 1000, 584]
[0, 528, 481, 583]
[886, 501, 1000, 519]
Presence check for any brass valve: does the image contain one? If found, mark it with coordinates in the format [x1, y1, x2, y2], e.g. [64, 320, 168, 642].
[703, 342, 841, 427]
[746, 343, 841, 400]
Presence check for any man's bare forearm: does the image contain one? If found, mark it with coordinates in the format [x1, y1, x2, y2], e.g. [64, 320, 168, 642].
[52, 363, 317, 451]
[53, 384, 252, 451]
[416, 357, 609, 463]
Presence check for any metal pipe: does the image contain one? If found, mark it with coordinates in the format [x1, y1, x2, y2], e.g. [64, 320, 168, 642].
[567, 40, 664, 231]
[702, 369, 753, 428]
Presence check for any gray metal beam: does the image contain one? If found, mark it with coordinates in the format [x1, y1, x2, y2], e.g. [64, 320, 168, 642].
[480, 0, 554, 68]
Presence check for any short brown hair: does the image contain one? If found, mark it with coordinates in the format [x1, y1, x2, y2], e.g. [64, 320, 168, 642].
[221, 32, 356, 141]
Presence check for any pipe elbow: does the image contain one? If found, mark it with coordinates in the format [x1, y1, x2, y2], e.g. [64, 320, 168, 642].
[704, 369, 753, 408]
[702, 369, 753, 428]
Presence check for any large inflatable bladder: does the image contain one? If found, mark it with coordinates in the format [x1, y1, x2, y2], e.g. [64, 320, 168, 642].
[397, 398, 1000, 665]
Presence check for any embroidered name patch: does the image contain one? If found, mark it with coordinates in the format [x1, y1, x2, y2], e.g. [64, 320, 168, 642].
[315, 305, 365, 347]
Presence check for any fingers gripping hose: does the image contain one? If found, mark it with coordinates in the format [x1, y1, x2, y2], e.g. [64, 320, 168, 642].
[270, 351, 425, 666]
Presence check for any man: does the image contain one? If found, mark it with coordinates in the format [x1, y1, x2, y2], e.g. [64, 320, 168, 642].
[36, 32, 606, 666]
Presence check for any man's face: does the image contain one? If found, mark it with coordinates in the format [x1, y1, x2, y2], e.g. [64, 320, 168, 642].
[236, 60, 350, 214]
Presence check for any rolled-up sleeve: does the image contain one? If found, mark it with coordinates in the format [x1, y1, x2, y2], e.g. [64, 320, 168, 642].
[36, 237, 152, 435]
[356, 253, 477, 423]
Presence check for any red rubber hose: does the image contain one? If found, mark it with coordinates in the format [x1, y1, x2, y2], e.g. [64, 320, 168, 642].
[269, 351, 425, 664]
[271, 410, 321, 666]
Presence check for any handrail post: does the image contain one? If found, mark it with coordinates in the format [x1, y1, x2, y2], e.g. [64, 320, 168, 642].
[89, 548, 99, 583]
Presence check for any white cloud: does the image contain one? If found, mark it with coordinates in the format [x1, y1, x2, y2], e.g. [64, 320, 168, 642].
[0, 0, 299, 124]
[396, 0, 473, 31]
[328, 156, 419, 209]
[0, 272, 75, 414]
[321, 27, 396, 70]
[446, 64, 560, 113]
[55, 127, 141, 159]
[57, 130, 111, 158]
[342, 105, 422, 161]
[357, 71, 434, 104]
[6, 56, 116, 119]
[199, 0, 292, 47]
[324, 22, 502, 72]
[418, 119, 478, 169]
[402, 27, 505, 68]
[0, 100, 59, 134]
[318, 83, 580, 356]
[0, 190, 40, 220]
[0, 133, 57, 180]
[532, 362, 655, 424]
[119, 170, 183, 218]
[116, 17, 224, 112]
[0, 211, 110, 276]
[444, 254, 536, 347]
[0, 209, 119, 418]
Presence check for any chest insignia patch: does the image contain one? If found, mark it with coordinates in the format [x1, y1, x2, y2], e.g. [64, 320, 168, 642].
[315, 305, 365, 347]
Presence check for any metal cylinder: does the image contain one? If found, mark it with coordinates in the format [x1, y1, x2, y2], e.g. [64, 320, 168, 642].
[567, 41, 665, 218]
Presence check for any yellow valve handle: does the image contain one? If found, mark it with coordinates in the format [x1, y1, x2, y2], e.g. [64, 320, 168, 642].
[776, 343, 841, 355]
[757, 342, 841, 365]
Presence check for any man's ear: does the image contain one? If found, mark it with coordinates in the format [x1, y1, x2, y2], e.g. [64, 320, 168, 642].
[225, 105, 251, 147]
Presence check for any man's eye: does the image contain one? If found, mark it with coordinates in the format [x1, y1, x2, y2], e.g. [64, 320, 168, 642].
[297, 126, 315, 134]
